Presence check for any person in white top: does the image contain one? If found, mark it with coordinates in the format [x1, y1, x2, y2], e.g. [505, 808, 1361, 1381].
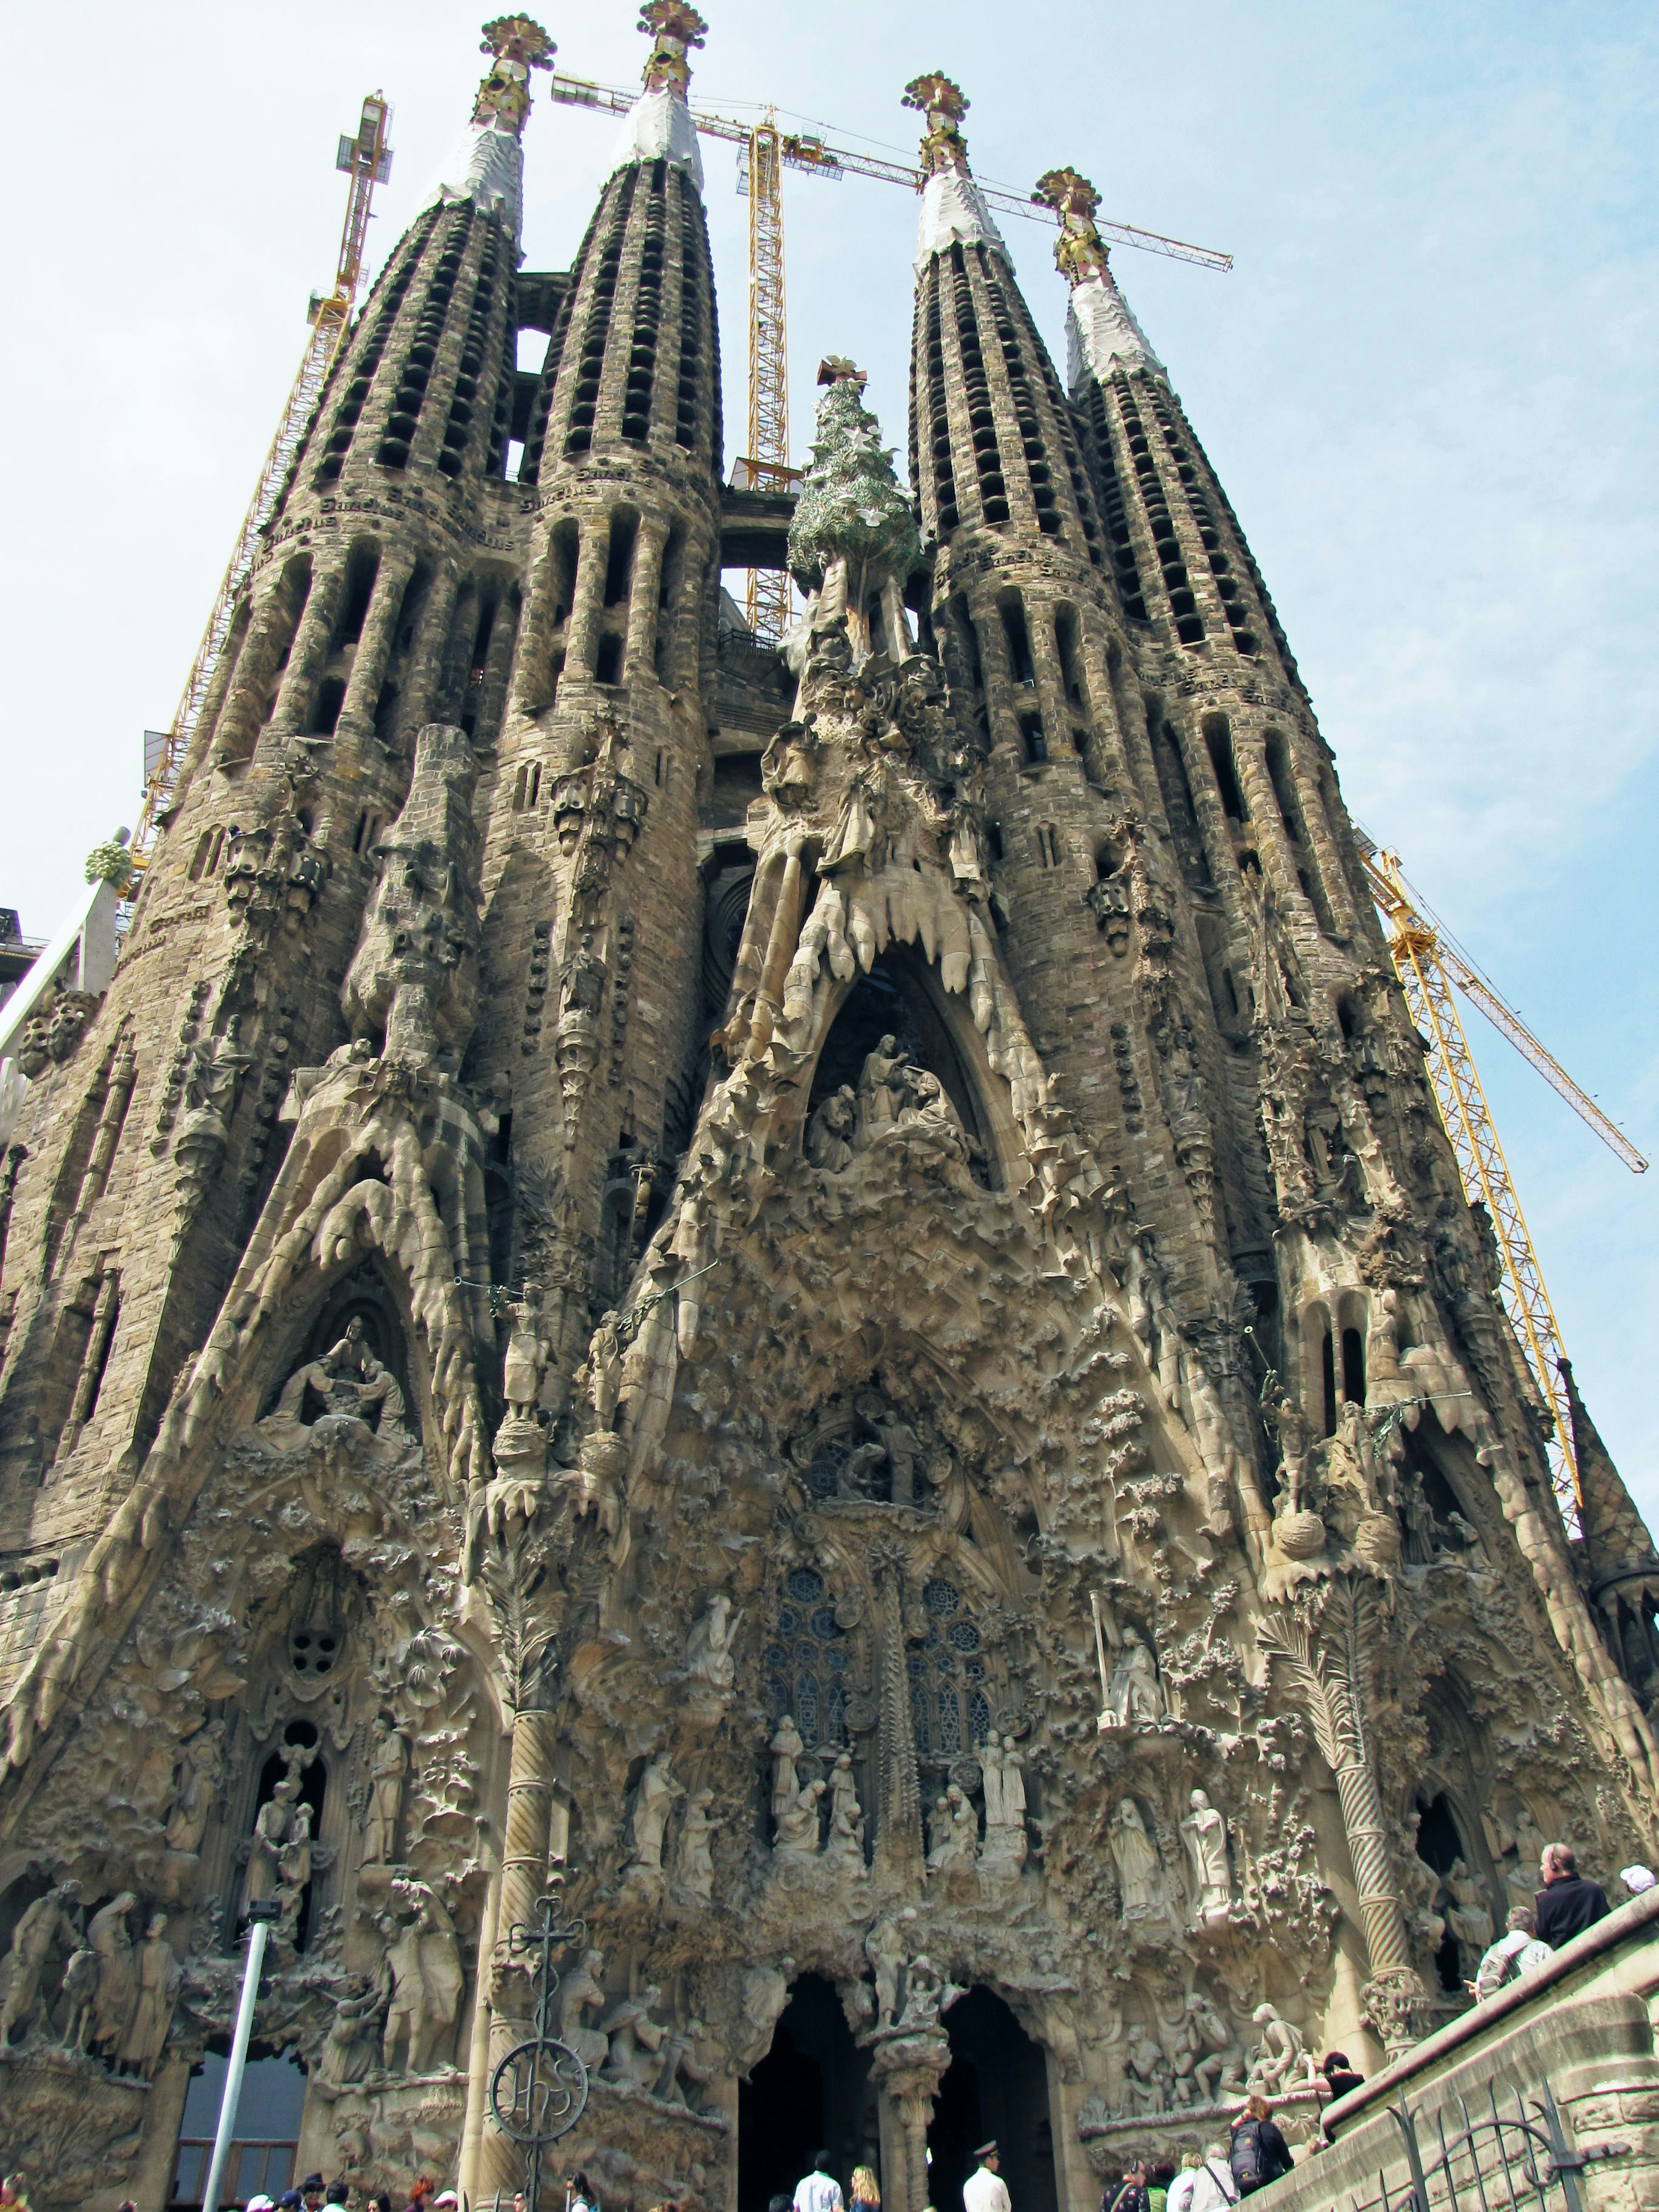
[963, 2141, 1012, 2212]
[1168, 2145, 1239, 2212]
[795, 2153, 845, 2212]
[1474, 1906, 1553, 2002]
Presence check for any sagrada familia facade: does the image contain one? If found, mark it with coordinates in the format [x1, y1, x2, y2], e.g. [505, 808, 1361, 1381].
[2, 10, 1657, 2210]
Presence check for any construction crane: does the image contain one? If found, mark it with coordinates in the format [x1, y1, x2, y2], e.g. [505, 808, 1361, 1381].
[549, 70, 1230, 639]
[1355, 832, 1647, 1540]
[129, 94, 394, 871]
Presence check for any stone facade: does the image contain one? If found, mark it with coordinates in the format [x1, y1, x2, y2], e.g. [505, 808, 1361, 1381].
[0, 21, 1655, 2212]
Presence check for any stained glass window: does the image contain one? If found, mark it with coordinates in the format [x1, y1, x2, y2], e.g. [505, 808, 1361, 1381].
[908, 1578, 991, 1755]
[764, 1566, 850, 1748]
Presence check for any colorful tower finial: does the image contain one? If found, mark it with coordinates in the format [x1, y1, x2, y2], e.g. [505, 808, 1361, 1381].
[903, 72, 971, 176]
[473, 16, 556, 135]
[639, 3, 708, 96]
[1033, 165, 1110, 286]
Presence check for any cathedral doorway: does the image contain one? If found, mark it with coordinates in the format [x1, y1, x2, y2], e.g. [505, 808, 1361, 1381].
[927, 1990, 1056, 2212]
[739, 1976, 874, 2212]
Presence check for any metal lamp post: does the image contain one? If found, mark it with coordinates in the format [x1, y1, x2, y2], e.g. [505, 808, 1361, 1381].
[201, 1899, 281, 2212]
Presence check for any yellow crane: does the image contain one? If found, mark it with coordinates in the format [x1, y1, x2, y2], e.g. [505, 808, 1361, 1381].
[548, 70, 1230, 640]
[1355, 831, 1647, 1539]
[130, 94, 394, 871]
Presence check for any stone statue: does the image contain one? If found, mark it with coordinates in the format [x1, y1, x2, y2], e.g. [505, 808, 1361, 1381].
[87, 1891, 139, 2061]
[652, 2018, 715, 2112]
[1247, 2002, 1309, 2093]
[674, 1789, 723, 1901]
[896, 1953, 963, 2033]
[866, 1911, 913, 2027]
[362, 1717, 410, 1867]
[854, 1392, 921, 1506]
[355, 1353, 410, 1440]
[823, 1753, 866, 1868]
[807, 1086, 858, 1172]
[557, 1948, 610, 2072]
[981, 1736, 1028, 1872]
[1110, 1798, 1164, 1920]
[0, 1878, 82, 2044]
[244, 1777, 299, 1913]
[599, 1984, 668, 2085]
[163, 1726, 222, 1856]
[769, 1714, 804, 1827]
[1444, 1858, 1495, 1958]
[117, 1914, 182, 2079]
[626, 1754, 683, 1875]
[1187, 1990, 1246, 2102]
[59, 1944, 102, 2054]
[1180, 1789, 1232, 1921]
[586, 1308, 624, 1432]
[926, 1783, 978, 1872]
[315, 1985, 381, 2091]
[685, 1595, 740, 1693]
[1104, 1628, 1166, 1729]
[774, 1777, 826, 1858]
[275, 1800, 315, 1940]
[855, 1035, 911, 1144]
[381, 1882, 463, 2074]
[501, 1283, 550, 1418]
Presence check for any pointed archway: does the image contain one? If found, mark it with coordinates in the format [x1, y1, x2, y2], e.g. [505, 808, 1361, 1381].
[927, 1990, 1057, 2212]
[739, 1976, 876, 2212]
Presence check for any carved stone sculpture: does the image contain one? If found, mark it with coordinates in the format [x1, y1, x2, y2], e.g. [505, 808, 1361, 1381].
[362, 1716, 410, 1867]
[823, 1753, 866, 1868]
[926, 1783, 978, 1872]
[685, 1594, 738, 1693]
[774, 1777, 826, 1859]
[769, 1714, 804, 1827]
[117, 1914, 181, 2079]
[1110, 1798, 1164, 1920]
[1247, 2001, 1309, 2093]
[380, 1882, 463, 2074]
[626, 1754, 683, 1875]
[981, 1734, 1028, 1872]
[1104, 1628, 1166, 1729]
[0, 1879, 82, 2045]
[556, 1948, 611, 2072]
[1180, 1789, 1232, 1921]
[163, 1725, 222, 1856]
[87, 1891, 139, 2061]
[673, 1788, 722, 1901]
[865, 1911, 914, 2028]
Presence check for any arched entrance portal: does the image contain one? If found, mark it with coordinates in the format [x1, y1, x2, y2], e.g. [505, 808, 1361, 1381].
[928, 1990, 1057, 2212]
[739, 1977, 875, 2212]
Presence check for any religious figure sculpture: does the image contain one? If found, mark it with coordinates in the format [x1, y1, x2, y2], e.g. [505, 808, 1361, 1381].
[652, 2018, 715, 2112]
[117, 1914, 182, 2079]
[599, 1983, 669, 2085]
[866, 1910, 914, 2027]
[315, 1984, 382, 2092]
[806, 1086, 858, 1172]
[501, 1283, 551, 1419]
[164, 1725, 223, 1856]
[1179, 1789, 1232, 1921]
[585, 1307, 625, 1431]
[823, 1752, 866, 1868]
[685, 1594, 739, 1693]
[88, 1891, 139, 2062]
[854, 1392, 921, 1506]
[380, 1882, 464, 2074]
[1247, 2002, 1310, 2093]
[1103, 1627, 1166, 1730]
[855, 1035, 912, 1144]
[1444, 1858, 1495, 1960]
[674, 1789, 723, 1901]
[1110, 1798, 1164, 1920]
[59, 1943, 102, 2054]
[769, 1714, 804, 1827]
[0, 1878, 82, 2045]
[774, 1777, 826, 1859]
[1187, 1989, 1246, 2102]
[244, 1776, 300, 1913]
[926, 1783, 978, 1873]
[626, 1754, 683, 1875]
[557, 1948, 611, 2072]
[981, 1736, 1028, 1872]
[275, 1800, 315, 1942]
[362, 1717, 410, 1867]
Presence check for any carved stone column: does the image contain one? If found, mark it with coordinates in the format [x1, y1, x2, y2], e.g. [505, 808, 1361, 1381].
[872, 1546, 924, 1884]
[625, 516, 670, 678]
[338, 552, 418, 739]
[477, 1704, 559, 2203]
[1258, 1577, 1427, 2058]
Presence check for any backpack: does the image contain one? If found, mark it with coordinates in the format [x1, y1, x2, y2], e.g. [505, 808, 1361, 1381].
[1231, 2123, 1263, 2188]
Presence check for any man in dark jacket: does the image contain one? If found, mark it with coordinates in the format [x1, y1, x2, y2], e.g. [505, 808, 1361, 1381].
[1230, 2098, 1294, 2195]
[1535, 1843, 1611, 1947]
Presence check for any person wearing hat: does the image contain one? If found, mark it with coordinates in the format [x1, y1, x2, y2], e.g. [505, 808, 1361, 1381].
[301, 2177, 327, 2211]
[963, 2142, 1011, 2212]
[245, 2199, 275, 2212]
[278, 2193, 305, 2212]
[433, 2196, 460, 2210]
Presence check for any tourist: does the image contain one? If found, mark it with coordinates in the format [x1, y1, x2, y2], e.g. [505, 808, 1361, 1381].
[1475, 1907, 1553, 1999]
[1102, 2158, 1150, 2212]
[1170, 2145, 1239, 2212]
[1148, 2160, 1173, 2212]
[768, 2197, 791, 2212]
[1230, 2095, 1294, 2195]
[1317, 2053, 1366, 2102]
[795, 2151, 845, 2212]
[323, 2189, 352, 2212]
[570, 2170, 599, 2212]
[302, 2175, 327, 2211]
[246, 2197, 276, 2212]
[965, 2142, 1011, 2212]
[403, 2180, 437, 2212]
[1, 2188, 31, 2212]
[852, 2167, 881, 2210]
[1620, 1866, 1656, 1896]
[1535, 1844, 1611, 1946]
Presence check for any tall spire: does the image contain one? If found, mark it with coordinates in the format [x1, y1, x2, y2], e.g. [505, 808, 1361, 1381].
[417, 15, 556, 246]
[610, 2, 707, 184]
[1033, 165, 1164, 386]
[903, 73, 1009, 276]
[1561, 1358, 1659, 1594]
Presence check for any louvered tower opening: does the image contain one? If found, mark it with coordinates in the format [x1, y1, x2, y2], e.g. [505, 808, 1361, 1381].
[378, 206, 475, 470]
[519, 205, 601, 484]
[436, 224, 508, 480]
[1113, 372, 1203, 644]
[912, 273, 960, 538]
[623, 161, 669, 444]
[676, 175, 718, 458]
[1146, 390, 1257, 656]
[981, 258, 1105, 566]
[566, 170, 637, 458]
[1079, 383, 1148, 620]
[949, 245, 1007, 524]
[485, 267, 519, 477]
[307, 209, 438, 491]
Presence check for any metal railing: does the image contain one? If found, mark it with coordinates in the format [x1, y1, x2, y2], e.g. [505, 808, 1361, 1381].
[1342, 2083, 1625, 2212]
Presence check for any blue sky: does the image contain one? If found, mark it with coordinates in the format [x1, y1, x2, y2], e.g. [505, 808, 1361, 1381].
[1, 2, 1654, 1513]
